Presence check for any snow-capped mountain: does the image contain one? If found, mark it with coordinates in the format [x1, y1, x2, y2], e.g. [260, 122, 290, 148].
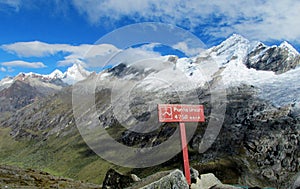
[108, 34, 299, 87]
[279, 41, 299, 57]
[42, 64, 91, 85]
[246, 40, 300, 74]
[98, 34, 299, 110]
[0, 76, 13, 91]
[1, 34, 299, 111]
[0, 63, 91, 90]
[0, 64, 92, 113]
[199, 34, 300, 108]
[173, 34, 299, 107]
[46, 69, 64, 79]
[61, 64, 91, 85]
[206, 33, 251, 65]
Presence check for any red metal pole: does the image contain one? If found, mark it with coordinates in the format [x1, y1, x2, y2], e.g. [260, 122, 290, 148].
[179, 122, 191, 185]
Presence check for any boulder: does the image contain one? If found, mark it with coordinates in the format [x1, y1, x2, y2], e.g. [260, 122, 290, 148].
[129, 169, 189, 189]
[131, 174, 141, 182]
[191, 173, 242, 189]
[102, 169, 135, 189]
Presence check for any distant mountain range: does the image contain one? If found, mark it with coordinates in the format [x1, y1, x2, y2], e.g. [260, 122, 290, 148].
[0, 64, 91, 113]
[0, 63, 91, 89]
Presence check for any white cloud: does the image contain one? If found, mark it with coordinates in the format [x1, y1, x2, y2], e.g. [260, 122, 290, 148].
[111, 47, 161, 65]
[0, 67, 6, 72]
[1, 42, 120, 67]
[71, 0, 300, 44]
[57, 58, 85, 67]
[2, 41, 76, 57]
[2, 1, 300, 46]
[1, 60, 46, 68]
[3, 41, 160, 68]
[57, 44, 121, 67]
[75, 45, 161, 68]
[172, 42, 204, 57]
[138, 43, 160, 52]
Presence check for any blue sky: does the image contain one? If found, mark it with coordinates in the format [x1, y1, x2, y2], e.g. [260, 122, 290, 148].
[0, 0, 300, 79]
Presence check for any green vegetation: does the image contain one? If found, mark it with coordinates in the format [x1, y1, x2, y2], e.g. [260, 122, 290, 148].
[0, 127, 130, 184]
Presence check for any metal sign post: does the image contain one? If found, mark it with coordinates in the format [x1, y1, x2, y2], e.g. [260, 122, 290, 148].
[158, 104, 205, 185]
[179, 122, 191, 185]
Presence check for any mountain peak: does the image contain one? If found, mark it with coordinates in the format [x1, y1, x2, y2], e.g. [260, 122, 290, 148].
[47, 69, 64, 79]
[65, 64, 90, 76]
[66, 64, 86, 73]
[216, 34, 250, 50]
[206, 34, 248, 51]
[219, 33, 249, 45]
[246, 40, 300, 74]
[208, 33, 250, 65]
[62, 64, 91, 84]
[228, 33, 248, 41]
[279, 41, 299, 56]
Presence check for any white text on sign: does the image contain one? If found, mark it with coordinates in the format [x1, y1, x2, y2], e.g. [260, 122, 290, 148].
[158, 104, 205, 123]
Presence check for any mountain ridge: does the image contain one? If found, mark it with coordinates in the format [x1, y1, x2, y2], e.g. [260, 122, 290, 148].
[0, 63, 92, 89]
[0, 34, 299, 85]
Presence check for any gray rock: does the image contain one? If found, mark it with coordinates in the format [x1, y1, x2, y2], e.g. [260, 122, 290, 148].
[292, 174, 300, 189]
[190, 167, 199, 183]
[129, 169, 189, 189]
[245, 42, 300, 74]
[167, 55, 178, 64]
[191, 173, 242, 189]
[102, 169, 135, 189]
[131, 174, 141, 182]
[197, 173, 222, 188]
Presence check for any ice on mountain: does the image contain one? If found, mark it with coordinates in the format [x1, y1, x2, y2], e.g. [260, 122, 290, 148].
[47, 69, 64, 79]
[62, 64, 91, 85]
[279, 41, 299, 56]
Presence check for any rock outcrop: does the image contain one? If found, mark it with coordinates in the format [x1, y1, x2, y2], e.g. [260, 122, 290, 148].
[246, 42, 300, 74]
[191, 85, 299, 188]
[103, 168, 244, 189]
[191, 173, 242, 189]
[131, 169, 189, 189]
[102, 169, 138, 189]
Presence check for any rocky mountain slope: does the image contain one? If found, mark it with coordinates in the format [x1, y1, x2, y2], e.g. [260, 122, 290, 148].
[246, 41, 300, 74]
[0, 64, 91, 121]
[0, 34, 299, 188]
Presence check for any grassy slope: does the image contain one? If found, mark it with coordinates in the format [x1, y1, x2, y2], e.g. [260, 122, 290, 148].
[0, 127, 130, 184]
[0, 127, 269, 187]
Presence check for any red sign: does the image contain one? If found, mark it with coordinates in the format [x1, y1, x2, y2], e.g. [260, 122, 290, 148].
[158, 104, 205, 123]
[157, 104, 205, 185]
